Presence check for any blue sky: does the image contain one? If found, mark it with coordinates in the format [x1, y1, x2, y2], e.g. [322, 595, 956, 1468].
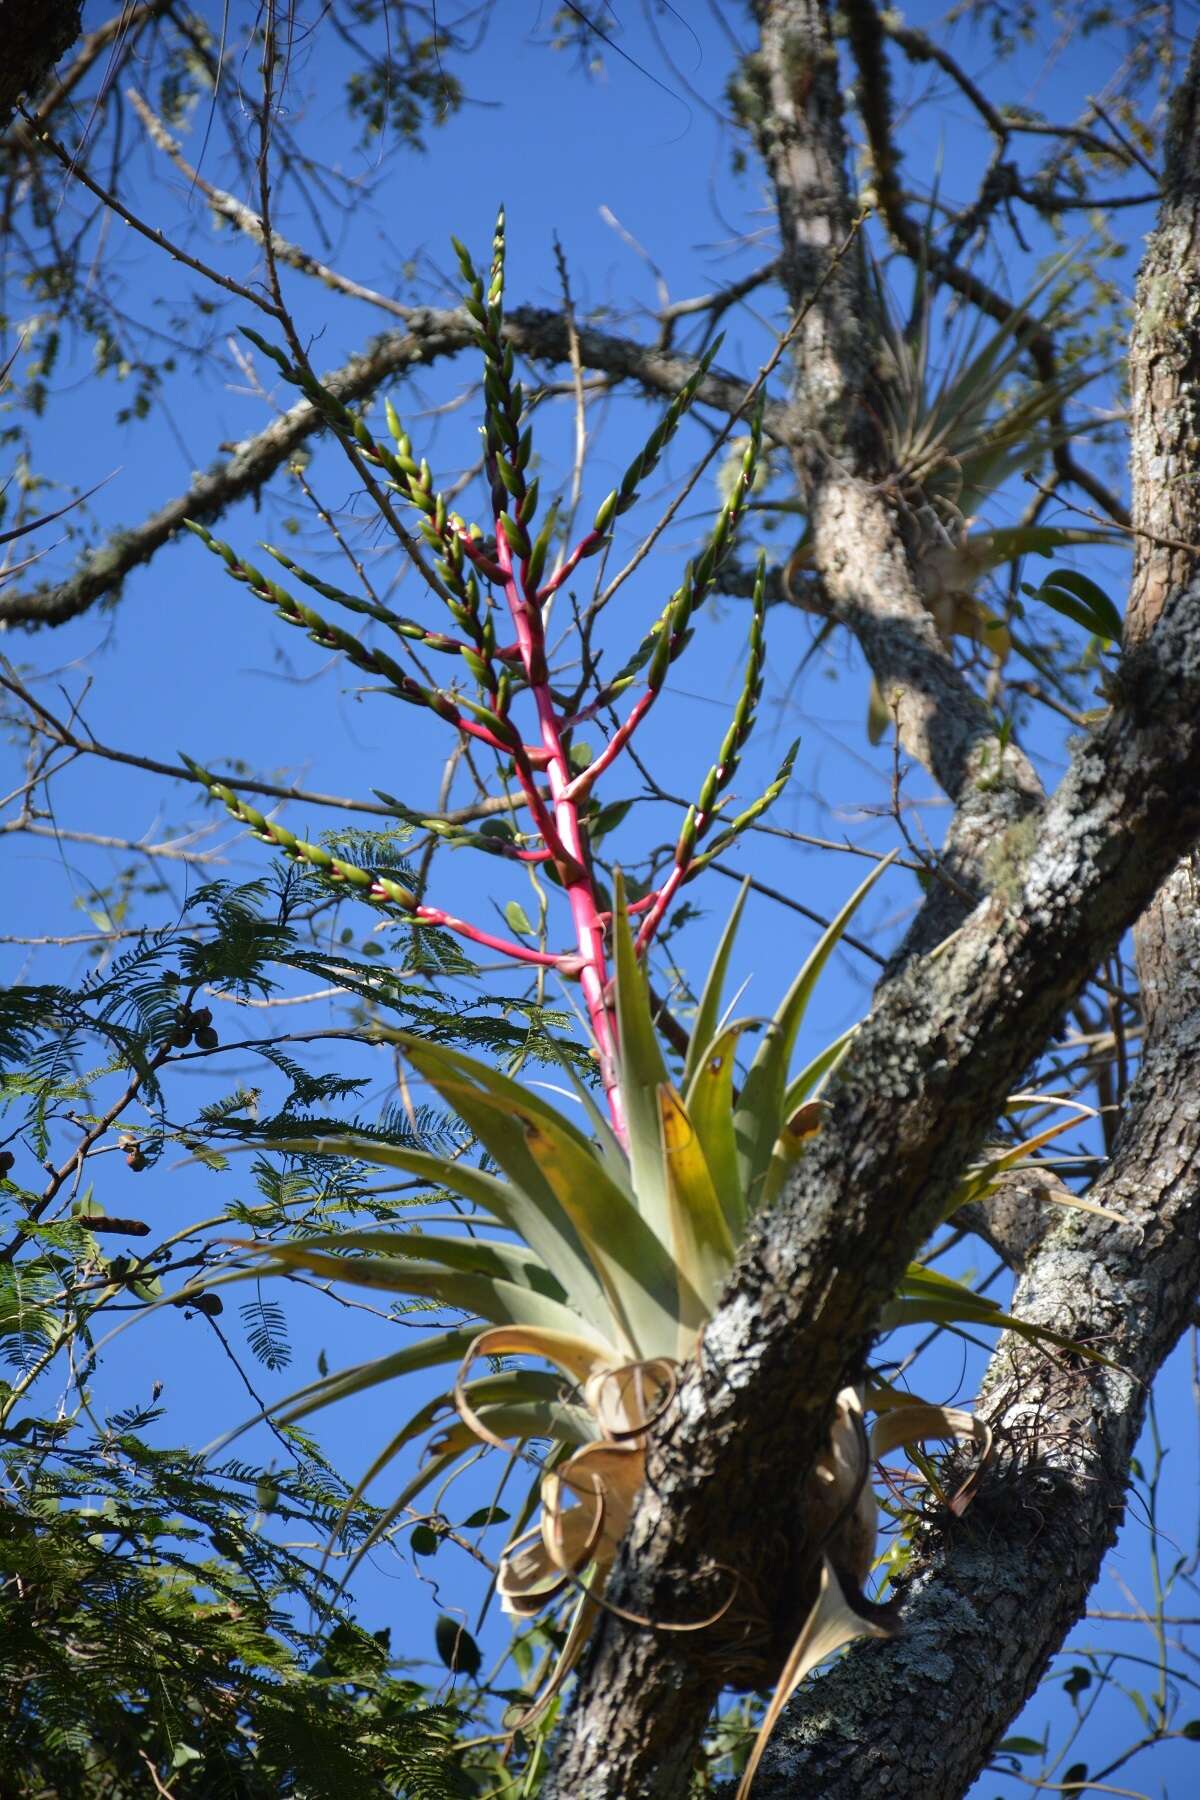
[3, 1, 1197, 1791]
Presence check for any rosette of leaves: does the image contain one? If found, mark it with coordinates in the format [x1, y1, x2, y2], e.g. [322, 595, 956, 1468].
[211, 858, 1113, 1747]
[785, 250, 1120, 738]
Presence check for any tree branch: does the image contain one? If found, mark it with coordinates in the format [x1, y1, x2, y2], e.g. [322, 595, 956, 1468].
[749, 848, 1200, 1796]
[0, 308, 798, 632]
[747, 0, 1045, 973]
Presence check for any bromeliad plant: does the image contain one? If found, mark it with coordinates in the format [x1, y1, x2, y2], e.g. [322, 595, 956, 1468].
[782, 248, 1120, 739]
[182, 213, 1121, 1785]
[206, 869, 1113, 1791]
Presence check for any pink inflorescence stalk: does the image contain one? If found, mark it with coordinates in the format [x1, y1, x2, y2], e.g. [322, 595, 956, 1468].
[189, 213, 780, 1145]
[492, 519, 623, 1136]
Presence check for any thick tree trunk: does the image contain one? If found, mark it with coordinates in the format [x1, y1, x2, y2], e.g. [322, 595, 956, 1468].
[746, 858, 1200, 1797]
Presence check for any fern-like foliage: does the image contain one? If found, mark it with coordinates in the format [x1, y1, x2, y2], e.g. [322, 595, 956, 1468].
[0, 1411, 484, 1797]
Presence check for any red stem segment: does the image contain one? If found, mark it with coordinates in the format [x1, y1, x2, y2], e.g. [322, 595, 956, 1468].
[413, 903, 572, 968]
[495, 523, 625, 1137]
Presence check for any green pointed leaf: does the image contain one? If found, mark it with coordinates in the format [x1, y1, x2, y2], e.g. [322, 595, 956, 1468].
[462, 1506, 511, 1527]
[866, 676, 891, 745]
[461, 1083, 690, 1362]
[396, 1026, 685, 1359]
[436, 1615, 482, 1677]
[399, 1051, 663, 1356]
[684, 1021, 751, 1241]
[734, 853, 896, 1214]
[536, 1041, 631, 1191]
[207, 1327, 483, 1451]
[1034, 568, 1123, 644]
[883, 1266, 1121, 1367]
[611, 871, 673, 1248]
[995, 1736, 1046, 1758]
[258, 1227, 569, 1300]
[945, 1113, 1124, 1223]
[303, 1060, 626, 1342]
[253, 1129, 614, 1341]
[393, 1033, 628, 1182]
[783, 1022, 859, 1114]
[657, 1083, 735, 1347]
[955, 524, 1118, 577]
[250, 1243, 611, 1343]
[682, 878, 750, 1093]
[505, 900, 536, 936]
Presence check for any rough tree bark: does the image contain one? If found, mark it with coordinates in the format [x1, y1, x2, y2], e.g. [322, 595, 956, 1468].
[541, 9, 1200, 1798]
[752, 851, 1200, 1798]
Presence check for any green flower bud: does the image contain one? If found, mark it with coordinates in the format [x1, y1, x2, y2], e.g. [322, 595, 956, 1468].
[330, 859, 373, 889]
[525, 511, 556, 593]
[376, 874, 417, 909]
[517, 477, 539, 526]
[461, 646, 491, 685]
[697, 767, 720, 815]
[495, 453, 521, 496]
[499, 512, 530, 559]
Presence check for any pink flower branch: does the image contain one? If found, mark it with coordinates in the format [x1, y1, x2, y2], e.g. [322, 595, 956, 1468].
[495, 521, 623, 1135]
[503, 740, 583, 877]
[562, 689, 657, 803]
[453, 528, 508, 588]
[535, 528, 604, 601]
[634, 861, 689, 956]
[411, 904, 571, 968]
[446, 712, 538, 760]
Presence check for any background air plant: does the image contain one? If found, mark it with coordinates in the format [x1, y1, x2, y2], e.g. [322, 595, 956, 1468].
[782, 249, 1121, 739]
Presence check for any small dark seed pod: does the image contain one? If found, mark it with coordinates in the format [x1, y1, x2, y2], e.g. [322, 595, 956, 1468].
[194, 1026, 219, 1050]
